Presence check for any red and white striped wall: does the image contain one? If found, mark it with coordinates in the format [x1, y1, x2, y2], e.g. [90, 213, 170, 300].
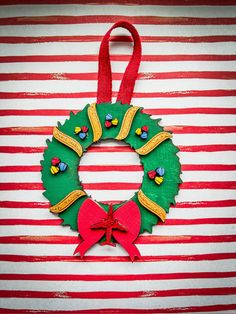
[0, 1, 236, 313]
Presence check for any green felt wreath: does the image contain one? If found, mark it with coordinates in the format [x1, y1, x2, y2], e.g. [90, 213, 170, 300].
[41, 102, 181, 235]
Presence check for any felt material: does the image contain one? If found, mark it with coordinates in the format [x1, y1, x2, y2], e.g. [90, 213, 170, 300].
[41, 21, 181, 255]
[97, 21, 141, 105]
[41, 102, 181, 234]
[74, 199, 141, 261]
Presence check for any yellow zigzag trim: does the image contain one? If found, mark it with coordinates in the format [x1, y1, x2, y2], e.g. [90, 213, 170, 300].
[135, 131, 172, 155]
[88, 103, 102, 142]
[53, 127, 83, 157]
[50, 190, 86, 213]
[138, 190, 166, 222]
[116, 106, 139, 140]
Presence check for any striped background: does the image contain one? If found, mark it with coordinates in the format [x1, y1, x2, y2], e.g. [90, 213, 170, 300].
[0, 1, 236, 313]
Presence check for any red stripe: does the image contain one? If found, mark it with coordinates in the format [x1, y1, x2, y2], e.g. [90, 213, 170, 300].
[0, 0, 235, 5]
[1, 16, 236, 26]
[1, 126, 236, 135]
[1, 271, 236, 281]
[1, 217, 235, 226]
[0, 201, 49, 208]
[1, 35, 236, 44]
[0, 253, 235, 262]
[1, 71, 236, 81]
[1, 90, 236, 99]
[1, 287, 235, 299]
[0, 181, 235, 190]
[166, 126, 236, 133]
[1, 55, 236, 63]
[0, 200, 235, 208]
[1, 235, 236, 245]
[0, 144, 235, 153]
[0, 219, 62, 225]
[1, 108, 236, 116]
[0, 304, 236, 314]
[0, 164, 235, 172]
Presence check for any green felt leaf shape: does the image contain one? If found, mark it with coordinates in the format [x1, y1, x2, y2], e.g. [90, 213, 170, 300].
[41, 102, 181, 234]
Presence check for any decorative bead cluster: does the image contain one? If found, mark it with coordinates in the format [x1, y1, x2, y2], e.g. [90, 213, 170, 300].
[105, 113, 119, 128]
[50, 157, 68, 175]
[74, 126, 89, 140]
[148, 167, 165, 185]
[135, 125, 149, 140]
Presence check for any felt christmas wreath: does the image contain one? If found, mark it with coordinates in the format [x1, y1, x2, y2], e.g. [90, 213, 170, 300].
[41, 21, 181, 261]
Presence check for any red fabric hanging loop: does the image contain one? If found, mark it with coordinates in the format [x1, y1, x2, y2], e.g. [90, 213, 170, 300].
[97, 21, 141, 105]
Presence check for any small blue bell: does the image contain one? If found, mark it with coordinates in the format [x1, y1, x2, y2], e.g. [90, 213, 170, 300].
[105, 113, 113, 121]
[79, 132, 87, 140]
[58, 162, 68, 172]
[156, 167, 165, 176]
[140, 132, 148, 140]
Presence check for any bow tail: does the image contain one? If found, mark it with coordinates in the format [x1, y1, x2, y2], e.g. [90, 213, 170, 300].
[74, 240, 95, 258]
[118, 240, 141, 262]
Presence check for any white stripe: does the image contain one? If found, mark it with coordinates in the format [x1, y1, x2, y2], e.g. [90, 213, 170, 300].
[1, 133, 236, 146]
[0, 295, 234, 310]
[1, 61, 236, 74]
[1, 97, 235, 110]
[0, 82, 224, 98]
[1, 24, 236, 37]
[0, 242, 235, 257]
[1, 170, 235, 183]
[1, 223, 235, 237]
[0, 42, 235, 56]
[1, 206, 235, 220]
[0, 5, 235, 18]
[0, 152, 235, 166]
[0, 188, 233, 203]
[0, 114, 235, 126]
[1, 277, 236, 292]
[1, 79, 235, 93]
[0, 260, 235, 274]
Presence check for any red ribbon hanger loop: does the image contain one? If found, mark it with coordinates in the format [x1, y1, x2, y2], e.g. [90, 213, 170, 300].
[97, 21, 142, 105]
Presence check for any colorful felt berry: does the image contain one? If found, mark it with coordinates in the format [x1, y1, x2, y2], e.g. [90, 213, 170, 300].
[135, 128, 142, 136]
[140, 131, 148, 140]
[155, 176, 164, 185]
[111, 118, 118, 126]
[50, 165, 59, 175]
[81, 126, 88, 133]
[141, 125, 149, 133]
[105, 120, 112, 128]
[74, 126, 81, 134]
[51, 157, 60, 166]
[79, 132, 87, 140]
[106, 113, 113, 121]
[156, 167, 165, 177]
[58, 162, 68, 172]
[148, 170, 156, 180]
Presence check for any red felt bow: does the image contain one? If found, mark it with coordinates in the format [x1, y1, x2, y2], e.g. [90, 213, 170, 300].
[74, 198, 141, 261]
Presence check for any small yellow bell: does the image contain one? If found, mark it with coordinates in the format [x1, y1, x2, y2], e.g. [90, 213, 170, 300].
[74, 126, 81, 134]
[111, 118, 119, 126]
[155, 176, 164, 185]
[135, 128, 142, 136]
[50, 166, 60, 175]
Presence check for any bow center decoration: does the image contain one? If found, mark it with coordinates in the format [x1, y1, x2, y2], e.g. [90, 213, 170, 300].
[74, 198, 141, 261]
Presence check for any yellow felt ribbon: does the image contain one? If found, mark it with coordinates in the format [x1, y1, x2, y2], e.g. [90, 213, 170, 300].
[135, 131, 172, 155]
[53, 127, 83, 157]
[88, 103, 102, 142]
[138, 189, 166, 222]
[50, 190, 86, 213]
[116, 106, 139, 140]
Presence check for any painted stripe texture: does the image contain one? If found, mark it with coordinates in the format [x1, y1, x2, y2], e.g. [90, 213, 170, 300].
[0, 1, 236, 313]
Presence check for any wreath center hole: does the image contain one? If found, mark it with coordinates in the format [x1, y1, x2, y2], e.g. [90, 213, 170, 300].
[78, 140, 144, 204]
